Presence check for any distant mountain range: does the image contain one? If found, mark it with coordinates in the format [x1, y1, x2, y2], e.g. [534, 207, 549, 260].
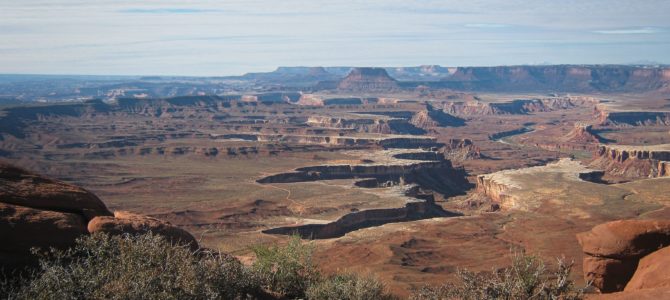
[1, 64, 668, 103]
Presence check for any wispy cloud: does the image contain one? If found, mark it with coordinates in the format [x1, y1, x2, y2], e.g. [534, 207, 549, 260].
[464, 23, 509, 29]
[592, 27, 661, 34]
[118, 8, 220, 14]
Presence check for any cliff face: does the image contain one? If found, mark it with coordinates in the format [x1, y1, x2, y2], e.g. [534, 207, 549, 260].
[440, 139, 481, 161]
[0, 162, 198, 270]
[590, 144, 670, 178]
[337, 68, 400, 92]
[441, 65, 670, 93]
[597, 108, 670, 126]
[263, 194, 460, 239]
[475, 159, 603, 210]
[475, 175, 517, 208]
[409, 105, 466, 128]
[442, 96, 599, 116]
[564, 123, 602, 144]
[257, 150, 470, 196]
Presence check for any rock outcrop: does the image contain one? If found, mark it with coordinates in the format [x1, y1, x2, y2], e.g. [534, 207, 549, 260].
[88, 211, 198, 250]
[0, 202, 87, 268]
[337, 68, 399, 92]
[439, 139, 481, 161]
[625, 246, 670, 291]
[263, 193, 460, 239]
[305, 116, 426, 135]
[564, 123, 603, 144]
[440, 65, 670, 93]
[476, 159, 600, 210]
[576, 220, 670, 293]
[590, 144, 670, 179]
[0, 161, 199, 270]
[442, 97, 599, 116]
[409, 104, 465, 128]
[597, 108, 670, 126]
[0, 162, 112, 220]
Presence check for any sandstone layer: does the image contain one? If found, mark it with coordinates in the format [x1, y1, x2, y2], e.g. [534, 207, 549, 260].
[590, 144, 670, 179]
[337, 68, 400, 92]
[577, 220, 670, 293]
[0, 161, 199, 270]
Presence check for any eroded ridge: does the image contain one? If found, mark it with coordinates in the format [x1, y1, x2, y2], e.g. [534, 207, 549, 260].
[476, 158, 604, 210]
[591, 144, 670, 179]
[258, 148, 470, 238]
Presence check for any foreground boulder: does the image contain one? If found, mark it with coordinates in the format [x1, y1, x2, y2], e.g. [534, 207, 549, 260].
[88, 211, 199, 250]
[577, 220, 670, 293]
[0, 202, 87, 268]
[0, 162, 112, 220]
[625, 246, 670, 291]
[0, 161, 199, 270]
[588, 287, 670, 300]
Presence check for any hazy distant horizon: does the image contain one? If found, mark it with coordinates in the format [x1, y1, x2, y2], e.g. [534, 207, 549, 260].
[1, 62, 670, 78]
[2, 0, 669, 76]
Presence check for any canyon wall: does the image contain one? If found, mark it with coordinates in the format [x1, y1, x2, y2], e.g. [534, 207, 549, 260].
[263, 194, 459, 239]
[439, 65, 670, 93]
[590, 144, 670, 178]
[337, 68, 400, 92]
[442, 96, 598, 116]
[597, 109, 670, 126]
[409, 105, 466, 128]
[305, 116, 426, 135]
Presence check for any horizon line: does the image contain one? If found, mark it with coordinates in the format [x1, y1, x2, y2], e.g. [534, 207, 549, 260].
[1, 62, 668, 78]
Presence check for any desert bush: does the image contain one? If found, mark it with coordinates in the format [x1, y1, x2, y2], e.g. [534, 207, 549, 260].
[2, 232, 402, 300]
[4, 233, 260, 300]
[306, 273, 396, 300]
[251, 235, 320, 298]
[410, 252, 587, 300]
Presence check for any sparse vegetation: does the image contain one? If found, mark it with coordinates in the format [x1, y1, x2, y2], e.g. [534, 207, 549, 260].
[1, 233, 393, 300]
[2, 233, 586, 300]
[251, 235, 320, 298]
[2, 233, 261, 300]
[306, 273, 396, 300]
[410, 252, 587, 300]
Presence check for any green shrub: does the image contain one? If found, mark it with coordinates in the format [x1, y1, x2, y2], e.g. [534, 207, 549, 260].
[306, 273, 396, 300]
[5, 233, 260, 300]
[410, 252, 587, 300]
[251, 235, 320, 298]
[2, 232, 401, 300]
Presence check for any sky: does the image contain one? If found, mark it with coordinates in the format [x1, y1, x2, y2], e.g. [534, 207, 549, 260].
[1, 0, 669, 76]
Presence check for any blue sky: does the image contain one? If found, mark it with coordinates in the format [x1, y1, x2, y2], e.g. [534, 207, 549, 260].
[0, 0, 669, 76]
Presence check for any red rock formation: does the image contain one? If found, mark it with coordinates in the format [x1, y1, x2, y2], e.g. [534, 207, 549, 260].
[625, 246, 670, 291]
[590, 144, 670, 179]
[0, 202, 87, 268]
[409, 105, 465, 128]
[0, 162, 110, 269]
[564, 123, 602, 144]
[440, 139, 481, 161]
[576, 220, 670, 293]
[88, 211, 198, 250]
[0, 161, 199, 270]
[588, 287, 670, 300]
[337, 68, 399, 92]
[597, 108, 670, 126]
[441, 65, 670, 93]
[442, 97, 598, 116]
[0, 161, 112, 220]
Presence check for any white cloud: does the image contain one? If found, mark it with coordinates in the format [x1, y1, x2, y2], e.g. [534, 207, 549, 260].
[593, 27, 662, 34]
[0, 1, 669, 75]
[464, 23, 509, 29]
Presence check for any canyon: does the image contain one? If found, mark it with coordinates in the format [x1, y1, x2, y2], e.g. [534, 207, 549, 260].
[2, 65, 670, 297]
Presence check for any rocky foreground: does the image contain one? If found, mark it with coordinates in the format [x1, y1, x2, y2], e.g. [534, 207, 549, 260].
[3, 159, 670, 299]
[0, 161, 198, 270]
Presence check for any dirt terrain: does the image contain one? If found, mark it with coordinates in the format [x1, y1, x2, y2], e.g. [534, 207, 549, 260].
[1, 66, 669, 296]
